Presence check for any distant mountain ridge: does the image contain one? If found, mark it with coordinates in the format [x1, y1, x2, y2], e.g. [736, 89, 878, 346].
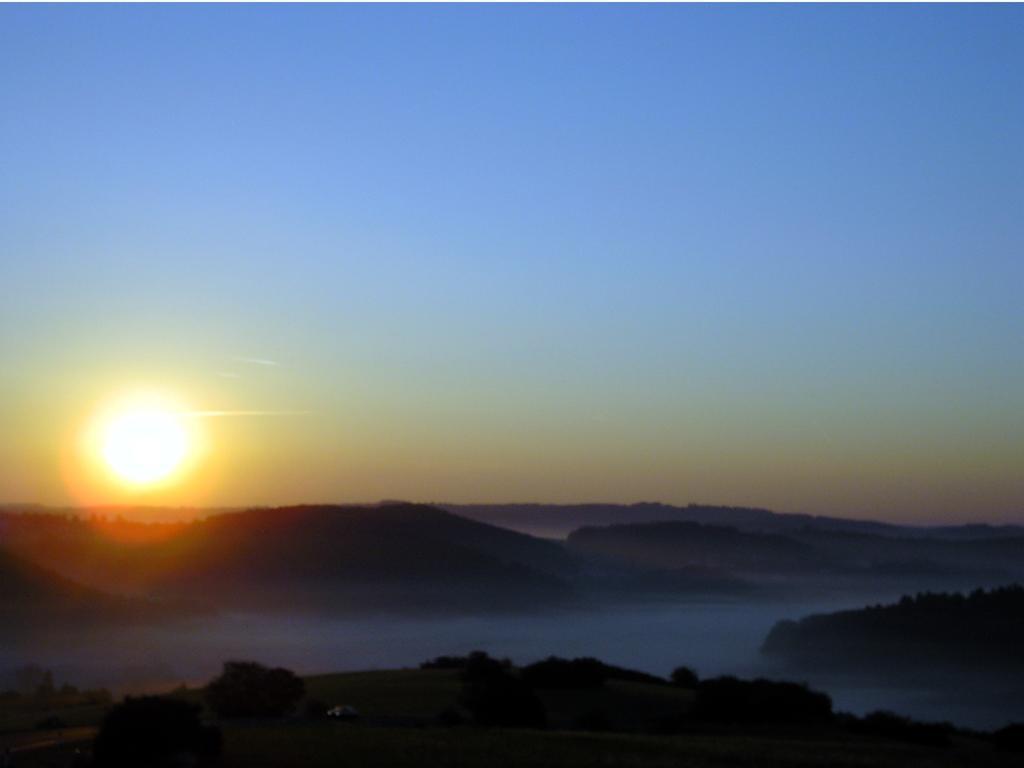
[5, 501, 1021, 540]
[562, 518, 1024, 594]
[439, 502, 1024, 540]
[4, 502, 1022, 619]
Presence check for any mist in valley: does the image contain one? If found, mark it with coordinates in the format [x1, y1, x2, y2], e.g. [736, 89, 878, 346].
[7, 589, 1017, 730]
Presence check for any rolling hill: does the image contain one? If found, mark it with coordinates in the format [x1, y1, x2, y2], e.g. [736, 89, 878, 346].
[0, 547, 181, 639]
[561, 518, 1024, 595]
[442, 503, 1024, 541]
[0, 504, 579, 615]
[5, 503, 1022, 615]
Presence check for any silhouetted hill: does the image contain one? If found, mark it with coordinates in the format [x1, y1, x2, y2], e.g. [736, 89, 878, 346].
[7, 505, 1020, 612]
[0, 547, 181, 638]
[0, 505, 578, 615]
[762, 585, 1024, 681]
[787, 528, 1024, 581]
[443, 503, 787, 539]
[561, 518, 1024, 595]
[441, 502, 1024, 541]
[151, 504, 579, 612]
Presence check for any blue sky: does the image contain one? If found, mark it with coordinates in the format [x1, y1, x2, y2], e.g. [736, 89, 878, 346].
[1, 5, 1021, 521]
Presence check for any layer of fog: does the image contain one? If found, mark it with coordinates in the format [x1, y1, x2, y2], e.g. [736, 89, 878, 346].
[5, 594, 1019, 730]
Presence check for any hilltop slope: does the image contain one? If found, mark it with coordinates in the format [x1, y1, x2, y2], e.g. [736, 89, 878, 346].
[0, 505, 578, 615]
[443, 502, 1024, 541]
[0, 547, 181, 638]
[562, 518, 1024, 594]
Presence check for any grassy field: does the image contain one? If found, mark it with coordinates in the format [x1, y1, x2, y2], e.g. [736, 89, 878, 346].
[220, 723, 1015, 768]
[225, 669, 1016, 767]
[0, 700, 107, 734]
[303, 668, 463, 719]
[2, 668, 1019, 767]
[301, 669, 696, 730]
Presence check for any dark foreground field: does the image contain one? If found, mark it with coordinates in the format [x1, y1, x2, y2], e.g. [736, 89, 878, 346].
[2, 668, 1019, 768]
[219, 724, 1014, 768]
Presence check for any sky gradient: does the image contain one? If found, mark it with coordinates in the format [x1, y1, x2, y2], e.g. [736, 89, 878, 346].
[1, 5, 1022, 523]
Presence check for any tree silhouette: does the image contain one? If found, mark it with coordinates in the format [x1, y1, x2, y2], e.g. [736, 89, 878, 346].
[459, 652, 546, 728]
[93, 696, 221, 766]
[205, 661, 305, 719]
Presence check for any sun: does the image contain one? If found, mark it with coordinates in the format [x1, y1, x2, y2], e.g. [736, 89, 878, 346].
[68, 390, 209, 503]
[100, 402, 190, 486]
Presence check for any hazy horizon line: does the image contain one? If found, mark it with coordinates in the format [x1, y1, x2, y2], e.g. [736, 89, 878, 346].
[1, 500, 1020, 529]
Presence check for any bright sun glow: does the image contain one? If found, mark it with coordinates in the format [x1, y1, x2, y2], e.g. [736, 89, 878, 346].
[101, 404, 190, 486]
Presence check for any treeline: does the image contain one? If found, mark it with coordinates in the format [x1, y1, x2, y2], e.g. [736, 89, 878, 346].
[0, 665, 113, 732]
[422, 651, 1024, 751]
[421, 653, 668, 688]
[425, 652, 832, 731]
[762, 585, 1024, 677]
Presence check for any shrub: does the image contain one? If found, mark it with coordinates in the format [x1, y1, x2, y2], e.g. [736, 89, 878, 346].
[93, 696, 222, 767]
[420, 655, 472, 670]
[670, 666, 699, 688]
[520, 656, 666, 689]
[205, 661, 305, 719]
[461, 651, 514, 679]
[851, 710, 953, 747]
[694, 676, 832, 725]
[459, 652, 546, 729]
[521, 657, 608, 689]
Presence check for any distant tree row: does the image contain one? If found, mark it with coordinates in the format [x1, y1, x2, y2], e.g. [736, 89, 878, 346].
[421, 651, 831, 730]
[762, 584, 1024, 676]
[0, 664, 112, 706]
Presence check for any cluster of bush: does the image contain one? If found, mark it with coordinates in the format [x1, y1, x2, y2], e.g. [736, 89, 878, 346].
[424, 652, 841, 733]
[436, 651, 706, 731]
[90, 661, 305, 766]
[204, 661, 305, 719]
[458, 652, 547, 728]
[420, 655, 479, 670]
[422, 653, 690, 690]
[692, 676, 833, 725]
[522, 656, 672, 689]
[444, 652, 982, 746]
[93, 697, 222, 767]
[841, 710, 954, 747]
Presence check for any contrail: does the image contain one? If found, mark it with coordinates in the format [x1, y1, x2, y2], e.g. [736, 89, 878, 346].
[183, 410, 310, 418]
[232, 357, 279, 367]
